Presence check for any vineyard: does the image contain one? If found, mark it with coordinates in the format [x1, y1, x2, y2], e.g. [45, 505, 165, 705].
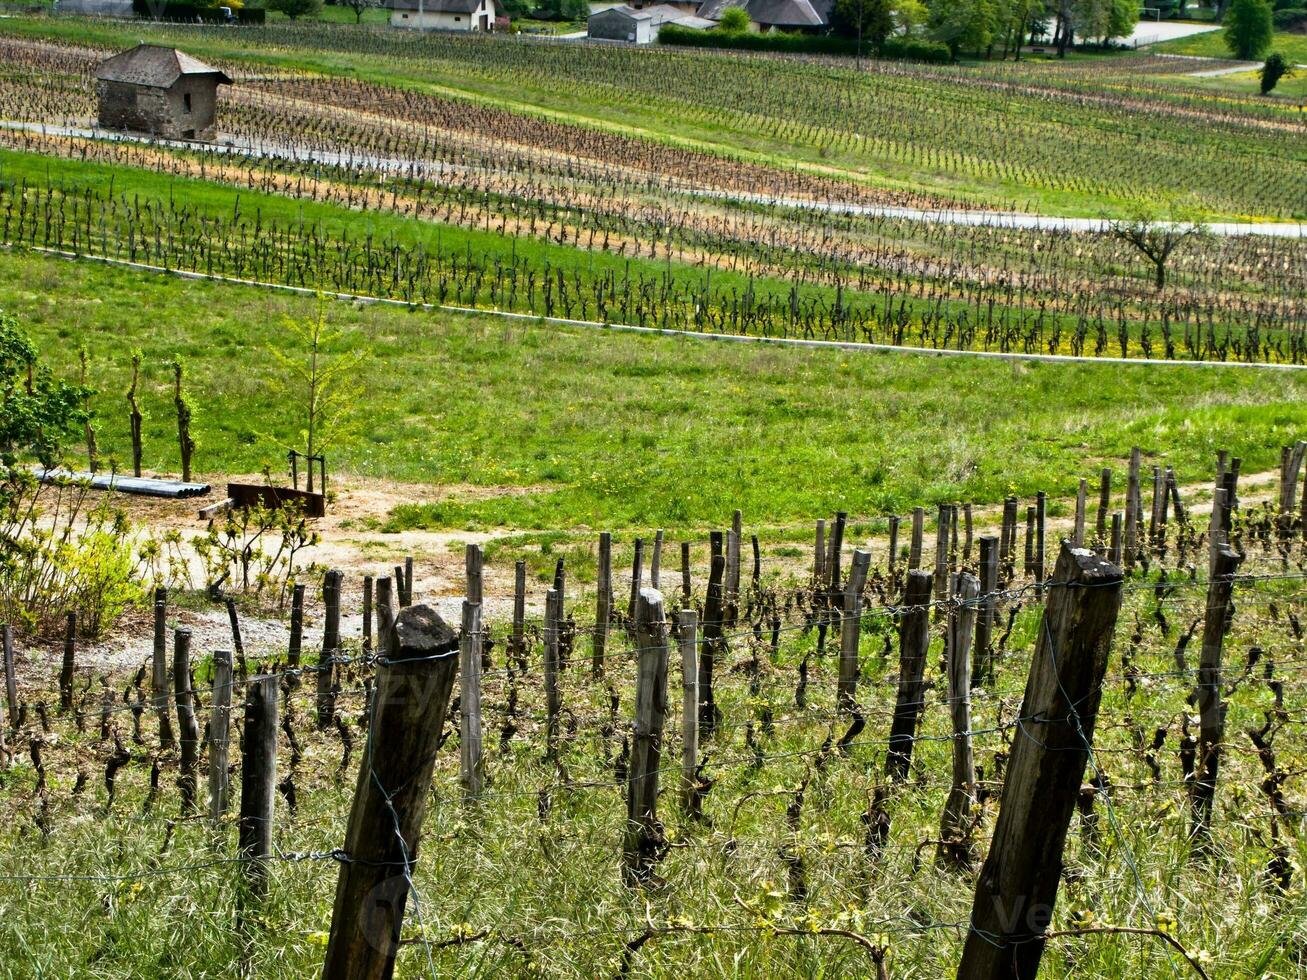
[0, 450, 1306, 977]
[0, 9, 1303, 980]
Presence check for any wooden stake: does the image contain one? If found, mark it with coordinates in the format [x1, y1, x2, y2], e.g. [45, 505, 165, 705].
[700, 548, 726, 738]
[624, 588, 669, 886]
[909, 507, 924, 570]
[1190, 544, 1241, 854]
[289, 583, 306, 673]
[322, 606, 458, 979]
[1073, 479, 1087, 547]
[1034, 491, 1047, 590]
[939, 572, 979, 869]
[958, 544, 1124, 980]
[226, 598, 246, 678]
[238, 675, 278, 899]
[544, 587, 561, 760]
[972, 536, 999, 687]
[1096, 467, 1111, 545]
[594, 532, 611, 676]
[361, 577, 372, 658]
[628, 537, 644, 631]
[887, 516, 900, 576]
[679, 609, 700, 819]
[513, 560, 526, 669]
[173, 627, 199, 815]
[208, 649, 232, 826]
[465, 544, 483, 606]
[459, 601, 484, 801]
[318, 569, 343, 730]
[1124, 446, 1141, 569]
[837, 550, 872, 714]
[1109, 513, 1123, 565]
[59, 611, 76, 713]
[680, 541, 692, 601]
[650, 529, 664, 590]
[813, 519, 826, 588]
[886, 570, 932, 782]
[2, 623, 17, 728]
[152, 591, 174, 749]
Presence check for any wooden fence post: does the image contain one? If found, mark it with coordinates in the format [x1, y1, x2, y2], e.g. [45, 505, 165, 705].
[972, 536, 999, 687]
[1190, 544, 1241, 854]
[512, 560, 526, 669]
[679, 609, 700, 819]
[887, 516, 900, 577]
[886, 570, 932, 781]
[594, 532, 612, 676]
[628, 537, 645, 632]
[909, 506, 924, 570]
[1109, 513, 1123, 565]
[939, 572, 980, 869]
[322, 606, 459, 980]
[1124, 446, 1141, 570]
[933, 504, 952, 610]
[1073, 479, 1087, 547]
[1096, 467, 1111, 545]
[700, 548, 726, 738]
[289, 583, 306, 675]
[726, 510, 743, 626]
[318, 569, 343, 730]
[465, 544, 482, 606]
[1034, 491, 1047, 591]
[813, 519, 826, 589]
[152, 592, 174, 749]
[209, 649, 233, 826]
[226, 599, 246, 678]
[460, 601, 484, 800]
[651, 529, 664, 590]
[957, 544, 1124, 980]
[173, 627, 199, 815]
[60, 611, 76, 713]
[624, 588, 669, 886]
[3, 623, 18, 727]
[361, 577, 372, 658]
[680, 542, 692, 601]
[239, 675, 278, 899]
[544, 587, 561, 760]
[838, 550, 872, 714]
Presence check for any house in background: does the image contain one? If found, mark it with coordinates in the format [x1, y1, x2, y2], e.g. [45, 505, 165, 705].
[95, 44, 231, 141]
[588, 3, 711, 42]
[696, 0, 828, 31]
[390, 0, 496, 31]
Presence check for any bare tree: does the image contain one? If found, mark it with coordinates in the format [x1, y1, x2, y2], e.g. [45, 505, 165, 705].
[1109, 209, 1206, 292]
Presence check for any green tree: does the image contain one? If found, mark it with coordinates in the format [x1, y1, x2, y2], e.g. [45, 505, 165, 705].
[719, 5, 751, 30]
[0, 312, 85, 481]
[1224, 0, 1273, 59]
[1259, 51, 1292, 92]
[267, 0, 323, 19]
[930, 0, 996, 58]
[832, 0, 896, 46]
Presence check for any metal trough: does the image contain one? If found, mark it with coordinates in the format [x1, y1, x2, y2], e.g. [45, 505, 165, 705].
[33, 467, 211, 499]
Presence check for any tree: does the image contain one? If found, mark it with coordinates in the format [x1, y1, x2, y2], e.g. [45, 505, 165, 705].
[832, 0, 896, 47]
[342, 0, 381, 22]
[930, 0, 996, 58]
[1224, 0, 1273, 59]
[1259, 51, 1292, 93]
[267, 0, 323, 19]
[0, 312, 84, 480]
[267, 299, 367, 493]
[719, 5, 751, 30]
[1108, 207, 1206, 292]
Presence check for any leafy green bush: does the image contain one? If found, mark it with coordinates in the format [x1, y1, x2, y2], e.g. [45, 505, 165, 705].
[1271, 6, 1307, 27]
[1259, 51, 1292, 91]
[1224, 0, 1274, 58]
[656, 24, 952, 61]
[718, 5, 750, 30]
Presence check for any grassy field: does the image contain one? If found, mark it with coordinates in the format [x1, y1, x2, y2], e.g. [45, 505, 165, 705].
[1152, 28, 1307, 62]
[4, 248, 1303, 533]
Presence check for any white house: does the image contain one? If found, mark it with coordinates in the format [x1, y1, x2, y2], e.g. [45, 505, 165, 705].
[587, 3, 711, 42]
[391, 0, 496, 31]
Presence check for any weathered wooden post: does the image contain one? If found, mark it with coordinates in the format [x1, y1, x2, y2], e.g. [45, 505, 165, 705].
[1124, 446, 1141, 570]
[700, 548, 726, 738]
[239, 675, 278, 899]
[837, 550, 872, 714]
[59, 611, 76, 713]
[909, 506, 924, 570]
[152, 590, 174, 748]
[1073, 478, 1087, 547]
[1034, 491, 1047, 590]
[460, 601, 484, 800]
[594, 532, 612, 676]
[174, 627, 199, 815]
[726, 510, 743, 626]
[933, 504, 951, 609]
[957, 545, 1124, 980]
[1096, 467, 1111, 545]
[289, 583, 306, 674]
[226, 598, 247, 678]
[3, 623, 18, 727]
[886, 570, 932, 781]
[208, 649, 233, 826]
[887, 515, 900, 576]
[972, 536, 999, 687]
[679, 609, 700, 819]
[939, 573, 979, 869]
[1109, 512, 1123, 565]
[465, 545, 482, 605]
[1190, 544, 1240, 854]
[318, 569, 344, 730]
[813, 519, 826, 587]
[651, 529, 664, 590]
[544, 587, 562, 760]
[680, 541, 692, 601]
[624, 588, 670, 886]
[322, 606, 459, 980]
[361, 577, 372, 658]
[627, 537, 645, 633]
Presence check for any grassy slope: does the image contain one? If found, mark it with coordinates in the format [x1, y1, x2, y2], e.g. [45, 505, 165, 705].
[1, 17, 1297, 220]
[5, 247, 1303, 533]
[1151, 28, 1307, 62]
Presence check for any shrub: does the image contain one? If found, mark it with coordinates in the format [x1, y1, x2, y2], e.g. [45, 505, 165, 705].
[266, 0, 321, 18]
[1259, 51, 1292, 91]
[719, 5, 750, 30]
[1224, 0, 1273, 58]
[656, 24, 951, 61]
[1271, 6, 1307, 27]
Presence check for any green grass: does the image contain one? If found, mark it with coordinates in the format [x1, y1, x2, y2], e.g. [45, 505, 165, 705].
[4, 247, 1304, 532]
[1151, 28, 1307, 63]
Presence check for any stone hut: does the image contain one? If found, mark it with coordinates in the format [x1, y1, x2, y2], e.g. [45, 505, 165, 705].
[95, 45, 231, 141]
